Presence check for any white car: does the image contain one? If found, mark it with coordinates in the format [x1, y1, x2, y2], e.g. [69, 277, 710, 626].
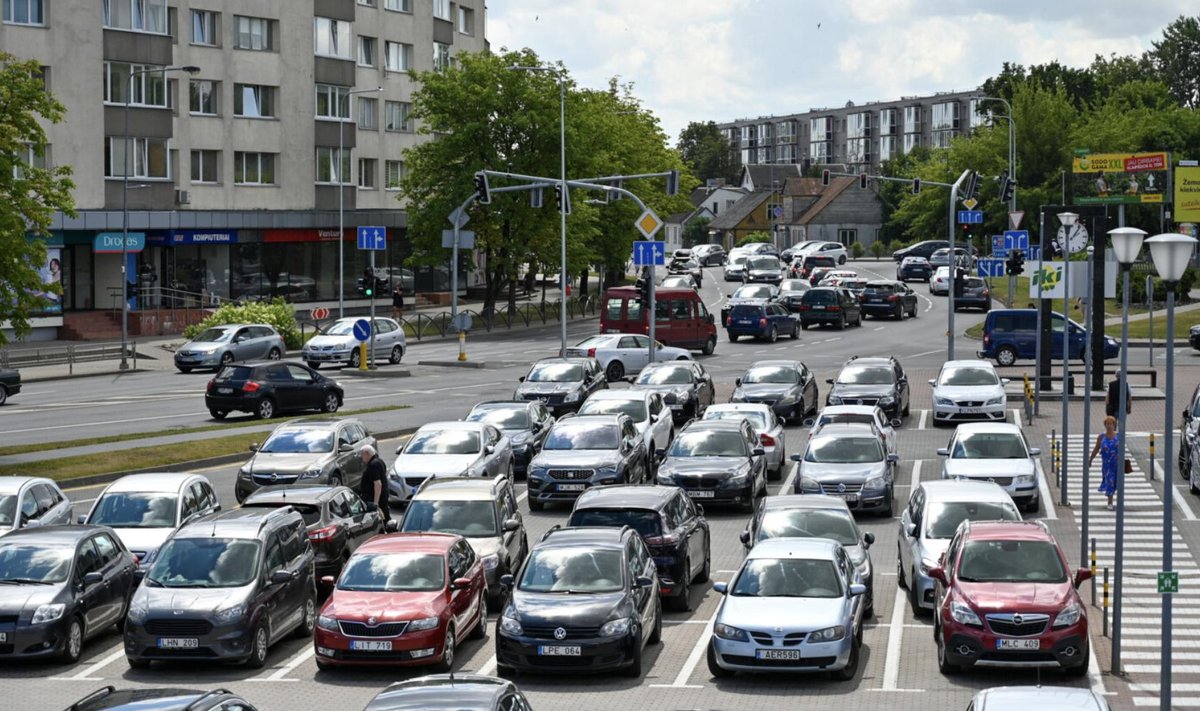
[388, 421, 514, 502]
[938, 422, 1041, 513]
[811, 241, 849, 265]
[817, 270, 860, 287]
[929, 266, 951, 295]
[577, 389, 674, 460]
[703, 403, 787, 478]
[724, 250, 750, 281]
[80, 473, 220, 566]
[302, 316, 407, 369]
[930, 359, 1008, 425]
[660, 274, 697, 289]
[810, 404, 899, 458]
[565, 333, 692, 382]
[0, 476, 72, 535]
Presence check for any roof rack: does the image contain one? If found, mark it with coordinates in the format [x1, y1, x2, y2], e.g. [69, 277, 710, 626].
[539, 524, 562, 542]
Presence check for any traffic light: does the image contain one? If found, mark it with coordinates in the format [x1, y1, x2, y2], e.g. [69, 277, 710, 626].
[634, 272, 650, 305]
[554, 182, 572, 215]
[126, 281, 138, 301]
[531, 185, 544, 209]
[608, 179, 624, 203]
[1011, 249, 1025, 276]
[821, 169, 830, 187]
[912, 177, 921, 195]
[963, 170, 980, 201]
[665, 169, 679, 197]
[999, 176, 1016, 203]
[473, 171, 491, 204]
[859, 172, 869, 189]
[364, 281, 374, 298]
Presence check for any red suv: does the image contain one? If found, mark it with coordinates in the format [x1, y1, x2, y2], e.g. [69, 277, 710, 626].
[929, 521, 1091, 676]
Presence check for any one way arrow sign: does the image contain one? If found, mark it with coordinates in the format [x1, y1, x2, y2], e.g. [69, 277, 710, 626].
[632, 240, 665, 266]
[357, 226, 387, 251]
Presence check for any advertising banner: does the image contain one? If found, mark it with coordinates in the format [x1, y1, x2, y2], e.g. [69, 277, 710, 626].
[1030, 261, 1116, 299]
[1072, 151, 1170, 205]
[33, 248, 63, 315]
[1175, 165, 1200, 222]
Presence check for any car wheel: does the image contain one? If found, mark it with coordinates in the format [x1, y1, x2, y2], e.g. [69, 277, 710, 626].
[328, 473, 343, 488]
[528, 498, 544, 512]
[245, 621, 270, 669]
[469, 591, 488, 640]
[648, 599, 663, 644]
[909, 570, 924, 615]
[790, 322, 800, 339]
[177, 367, 192, 374]
[801, 322, 809, 330]
[220, 351, 234, 366]
[894, 304, 903, 320]
[838, 255, 847, 265]
[349, 348, 362, 369]
[881, 487, 894, 518]
[837, 315, 846, 330]
[830, 636, 860, 681]
[255, 397, 277, 420]
[388, 344, 404, 364]
[58, 616, 84, 664]
[707, 641, 735, 678]
[897, 554, 908, 589]
[767, 325, 778, 343]
[669, 562, 692, 612]
[1190, 470, 1200, 496]
[702, 336, 716, 356]
[267, 347, 282, 360]
[728, 332, 738, 342]
[1023, 498, 1040, 514]
[294, 594, 316, 638]
[996, 345, 1018, 367]
[936, 624, 960, 674]
[623, 628, 645, 677]
[606, 360, 625, 382]
[910, 304, 918, 318]
[322, 392, 340, 413]
[433, 626, 456, 673]
[209, 409, 227, 420]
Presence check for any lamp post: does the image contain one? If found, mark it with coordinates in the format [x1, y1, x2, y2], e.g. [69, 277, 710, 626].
[1057, 211, 1080, 505]
[1081, 245, 1094, 567]
[1107, 225, 1147, 675]
[1145, 231, 1197, 711]
[121, 64, 200, 371]
[337, 86, 383, 319]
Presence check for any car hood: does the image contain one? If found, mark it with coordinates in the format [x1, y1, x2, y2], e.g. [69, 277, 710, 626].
[735, 383, 797, 400]
[465, 537, 504, 560]
[800, 461, 886, 482]
[304, 335, 356, 350]
[394, 453, 481, 478]
[139, 586, 249, 614]
[719, 594, 846, 630]
[660, 457, 748, 477]
[830, 384, 895, 399]
[0, 584, 62, 613]
[109, 528, 174, 555]
[531, 450, 622, 469]
[247, 452, 333, 473]
[515, 382, 581, 396]
[512, 591, 625, 626]
[179, 341, 225, 352]
[942, 459, 1034, 478]
[956, 581, 1072, 612]
[634, 384, 692, 399]
[934, 385, 1004, 400]
[325, 589, 445, 621]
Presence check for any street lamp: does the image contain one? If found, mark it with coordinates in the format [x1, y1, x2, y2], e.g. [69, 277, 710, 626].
[977, 95, 1016, 211]
[1057, 211, 1079, 505]
[1107, 225, 1147, 675]
[338, 86, 383, 319]
[1081, 244, 1095, 568]
[1145, 231, 1196, 711]
[121, 64, 200, 371]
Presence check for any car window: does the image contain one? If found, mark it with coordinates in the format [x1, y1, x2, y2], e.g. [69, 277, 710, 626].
[93, 533, 120, 566]
[344, 491, 367, 516]
[281, 521, 307, 564]
[182, 486, 200, 518]
[672, 300, 691, 320]
[76, 538, 103, 577]
[19, 491, 38, 522]
[328, 493, 350, 519]
[264, 539, 286, 575]
[618, 336, 639, 349]
[32, 484, 58, 514]
[286, 364, 314, 382]
[200, 482, 218, 509]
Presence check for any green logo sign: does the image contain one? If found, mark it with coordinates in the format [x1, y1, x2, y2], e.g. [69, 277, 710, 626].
[1158, 571, 1180, 594]
[1031, 266, 1063, 291]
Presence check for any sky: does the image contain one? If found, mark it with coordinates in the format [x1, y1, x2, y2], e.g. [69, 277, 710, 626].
[487, 0, 1196, 143]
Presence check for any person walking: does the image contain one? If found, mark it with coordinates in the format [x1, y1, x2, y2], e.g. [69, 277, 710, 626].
[359, 444, 390, 521]
[1088, 415, 1121, 511]
[1106, 377, 1132, 418]
[391, 282, 405, 321]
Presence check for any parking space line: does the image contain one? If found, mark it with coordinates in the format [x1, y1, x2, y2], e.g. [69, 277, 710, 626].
[1154, 461, 1198, 520]
[249, 646, 314, 682]
[917, 410, 928, 430]
[476, 654, 497, 676]
[648, 610, 715, 689]
[50, 648, 125, 681]
[910, 459, 922, 491]
[873, 326, 885, 331]
[1011, 408, 1022, 428]
[1035, 460, 1057, 520]
[878, 590, 914, 691]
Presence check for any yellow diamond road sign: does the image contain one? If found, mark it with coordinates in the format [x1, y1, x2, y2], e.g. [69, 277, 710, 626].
[962, 198, 979, 210]
[636, 209, 663, 238]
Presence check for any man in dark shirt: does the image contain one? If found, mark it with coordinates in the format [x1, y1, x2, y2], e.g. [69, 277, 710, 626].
[359, 444, 390, 520]
[1106, 378, 1132, 418]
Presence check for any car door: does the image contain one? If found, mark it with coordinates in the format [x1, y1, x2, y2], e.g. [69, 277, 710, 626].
[91, 532, 131, 627]
[17, 488, 39, 529]
[33, 483, 71, 526]
[285, 364, 323, 411]
[674, 493, 704, 580]
[531, 402, 553, 452]
[282, 521, 312, 633]
[446, 542, 472, 628]
[628, 538, 656, 642]
[74, 537, 112, 633]
[179, 485, 200, 527]
[898, 487, 924, 577]
[694, 363, 714, 410]
[894, 361, 909, 413]
[230, 327, 255, 361]
[499, 484, 525, 568]
[621, 336, 649, 373]
[335, 424, 359, 484]
[647, 394, 671, 452]
[261, 535, 289, 636]
[261, 364, 297, 410]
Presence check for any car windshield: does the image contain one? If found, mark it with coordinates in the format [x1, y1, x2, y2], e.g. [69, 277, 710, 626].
[837, 365, 895, 385]
[759, 510, 858, 546]
[939, 367, 999, 386]
[578, 399, 647, 423]
[748, 257, 780, 270]
[670, 430, 747, 457]
[526, 363, 584, 383]
[518, 548, 624, 593]
[89, 493, 178, 528]
[957, 540, 1067, 583]
[146, 538, 261, 588]
[260, 428, 334, 453]
[732, 558, 842, 598]
[544, 424, 619, 450]
[733, 286, 772, 299]
[0, 543, 73, 583]
[193, 328, 232, 343]
[405, 430, 481, 455]
[743, 366, 799, 384]
[780, 280, 808, 292]
[402, 500, 497, 538]
[322, 321, 358, 336]
[952, 432, 1027, 459]
[466, 406, 529, 429]
[0, 495, 16, 527]
[569, 508, 663, 538]
[806, 436, 883, 463]
[706, 410, 768, 431]
[925, 501, 1021, 539]
[337, 552, 446, 592]
[636, 367, 693, 385]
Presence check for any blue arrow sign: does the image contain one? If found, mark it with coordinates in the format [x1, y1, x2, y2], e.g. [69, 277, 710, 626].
[1003, 229, 1029, 252]
[958, 210, 984, 224]
[632, 240, 666, 266]
[977, 258, 1006, 278]
[992, 235, 1008, 258]
[352, 319, 372, 342]
[357, 226, 387, 251]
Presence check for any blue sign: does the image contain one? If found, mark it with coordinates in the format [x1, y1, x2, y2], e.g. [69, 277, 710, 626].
[357, 226, 387, 251]
[93, 232, 145, 254]
[1003, 230, 1029, 252]
[992, 235, 1008, 258]
[1027, 245, 1042, 261]
[978, 258, 1006, 278]
[632, 240, 666, 266]
[352, 319, 372, 341]
[957, 210, 984, 224]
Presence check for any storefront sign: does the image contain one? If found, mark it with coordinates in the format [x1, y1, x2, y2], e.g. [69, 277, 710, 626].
[147, 230, 239, 245]
[1175, 165, 1200, 222]
[93, 232, 145, 253]
[1072, 151, 1170, 205]
[265, 228, 353, 243]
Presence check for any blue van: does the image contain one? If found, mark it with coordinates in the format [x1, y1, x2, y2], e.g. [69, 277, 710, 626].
[978, 309, 1121, 366]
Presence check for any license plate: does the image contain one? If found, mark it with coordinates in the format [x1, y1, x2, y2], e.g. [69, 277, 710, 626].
[961, 407, 983, 414]
[0, 632, 6, 643]
[811, 305, 825, 309]
[558, 483, 586, 492]
[217, 387, 233, 394]
[687, 490, 715, 498]
[538, 645, 582, 656]
[839, 493, 859, 503]
[736, 319, 754, 325]
[157, 638, 199, 649]
[350, 640, 393, 651]
[756, 649, 801, 660]
[997, 638, 1040, 650]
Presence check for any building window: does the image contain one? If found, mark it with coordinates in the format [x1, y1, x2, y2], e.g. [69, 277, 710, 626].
[384, 101, 411, 132]
[432, 0, 450, 20]
[903, 105, 921, 133]
[879, 135, 896, 161]
[457, 6, 474, 34]
[234, 152, 275, 185]
[234, 84, 276, 118]
[358, 158, 377, 189]
[968, 98, 990, 129]
[190, 149, 219, 183]
[932, 101, 960, 131]
[357, 97, 377, 130]
[189, 80, 217, 115]
[13, 143, 46, 179]
[385, 160, 405, 190]
[433, 42, 451, 71]
[357, 36, 376, 67]
[190, 9, 218, 45]
[315, 84, 351, 121]
[845, 112, 871, 165]
[3, 0, 44, 25]
[316, 147, 351, 185]
[314, 16, 351, 59]
[357, 0, 375, 6]
[233, 15, 273, 50]
[879, 108, 897, 135]
[102, 0, 167, 34]
[808, 116, 832, 163]
[104, 62, 169, 108]
[903, 133, 922, 154]
[384, 0, 410, 11]
[105, 137, 170, 179]
[384, 41, 412, 72]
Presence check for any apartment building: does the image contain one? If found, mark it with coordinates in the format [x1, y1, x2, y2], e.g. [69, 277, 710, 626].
[2, 0, 485, 337]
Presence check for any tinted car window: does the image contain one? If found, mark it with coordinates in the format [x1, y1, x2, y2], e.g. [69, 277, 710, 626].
[403, 500, 498, 537]
[0, 541, 73, 582]
[147, 538, 261, 587]
[806, 436, 884, 463]
[569, 508, 662, 538]
[732, 558, 842, 598]
[526, 363, 584, 382]
[636, 367, 693, 385]
[803, 290, 836, 304]
[518, 548, 624, 593]
[467, 405, 530, 429]
[958, 540, 1066, 583]
[730, 305, 765, 318]
[544, 423, 619, 450]
[214, 365, 253, 382]
[926, 501, 1021, 539]
[744, 366, 799, 384]
[670, 430, 747, 457]
[578, 398, 648, 423]
[406, 430, 481, 454]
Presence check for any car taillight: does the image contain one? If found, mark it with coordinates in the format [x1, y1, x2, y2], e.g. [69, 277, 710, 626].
[759, 433, 776, 446]
[587, 348, 596, 358]
[206, 379, 215, 391]
[726, 316, 734, 326]
[828, 305, 841, 311]
[799, 304, 810, 311]
[982, 289, 990, 296]
[243, 381, 261, 393]
[887, 294, 900, 302]
[644, 533, 679, 547]
[759, 317, 768, 327]
[309, 525, 339, 542]
[983, 333, 991, 347]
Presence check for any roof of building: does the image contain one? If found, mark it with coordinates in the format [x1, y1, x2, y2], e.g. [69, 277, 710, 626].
[741, 164, 802, 191]
[708, 190, 773, 230]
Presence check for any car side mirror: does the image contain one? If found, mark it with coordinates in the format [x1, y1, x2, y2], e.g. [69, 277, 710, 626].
[451, 577, 473, 590]
[886, 453, 899, 463]
[1185, 409, 1191, 420]
[739, 530, 750, 546]
[384, 519, 399, 533]
[249, 443, 259, 452]
[485, 444, 496, 455]
[1074, 567, 1094, 588]
[395, 445, 405, 456]
[338, 443, 353, 453]
[319, 575, 336, 588]
[863, 532, 875, 547]
[735, 377, 743, 387]
[928, 566, 947, 585]
[518, 376, 526, 383]
[270, 570, 293, 585]
[790, 453, 802, 462]
[1001, 378, 1011, 385]
[825, 378, 834, 385]
[1029, 447, 1042, 456]
[77, 514, 87, 525]
[802, 417, 815, 428]
[904, 521, 916, 537]
[752, 447, 765, 457]
[82, 571, 104, 586]
[713, 581, 728, 595]
[635, 576, 653, 589]
[503, 517, 521, 532]
[937, 447, 949, 457]
[928, 379, 936, 386]
[849, 583, 867, 597]
[132, 568, 145, 582]
[500, 574, 514, 590]
[890, 418, 903, 428]
[706, 313, 714, 324]
[532, 421, 543, 432]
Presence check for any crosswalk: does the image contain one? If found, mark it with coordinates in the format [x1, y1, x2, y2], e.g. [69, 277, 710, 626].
[1059, 434, 1194, 707]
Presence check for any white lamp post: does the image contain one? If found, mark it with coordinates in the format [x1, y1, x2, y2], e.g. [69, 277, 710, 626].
[1057, 211, 1079, 505]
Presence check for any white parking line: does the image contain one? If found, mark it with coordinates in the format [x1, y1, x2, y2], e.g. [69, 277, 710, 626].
[249, 646, 314, 682]
[917, 410, 928, 430]
[1088, 643, 1112, 695]
[50, 648, 125, 681]
[648, 610, 716, 689]
[779, 459, 799, 495]
[910, 459, 922, 491]
[873, 326, 885, 331]
[878, 586, 920, 691]
[1154, 461, 1198, 520]
[476, 654, 497, 676]
[1036, 460, 1058, 520]
[1011, 408, 1022, 428]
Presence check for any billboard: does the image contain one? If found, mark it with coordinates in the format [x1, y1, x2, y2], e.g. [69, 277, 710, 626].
[1030, 261, 1116, 299]
[1072, 151, 1169, 205]
[1175, 165, 1200, 222]
[33, 247, 62, 315]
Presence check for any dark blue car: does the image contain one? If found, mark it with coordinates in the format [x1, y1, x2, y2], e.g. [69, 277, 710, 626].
[726, 303, 799, 342]
[978, 308, 1121, 366]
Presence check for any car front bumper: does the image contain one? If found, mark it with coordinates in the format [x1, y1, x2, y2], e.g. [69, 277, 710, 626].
[932, 401, 1007, 423]
[0, 616, 73, 659]
[658, 475, 753, 505]
[125, 617, 255, 663]
[496, 629, 639, 673]
[314, 624, 447, 667]
[175, 352, 222, 368]
[941, 627, 1088, 670]
[709, 632, 853, 673]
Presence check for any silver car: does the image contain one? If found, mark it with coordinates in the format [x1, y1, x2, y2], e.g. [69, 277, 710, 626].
[577, 389, 674, 461]
[897, 480, 1021, 614]
[234, 418, 376, 503]
[724, 252, 749, 281]
[302, 317, 407, 369]
[565, 333, 691, 383]
[809, 404, 899, 458]
[388, 421, 513, 503]
[703, 404, 786, 478]
[174, 323, 285, 372]
[0, 476, 72, 535]
[81, 473, 221, 565]
[930, 359, 1008, 425]
[969, 686, 1111, 711]
[929, 266, 951, 295]
[707, 538, 867, 679]
[743, 256, 784, 284]
[938, 422, 1041, 513]
[792, 424, 897, 516]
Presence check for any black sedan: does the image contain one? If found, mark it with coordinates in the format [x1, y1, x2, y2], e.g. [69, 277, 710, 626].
[825, 355, 911, 421]
[465, 401, 555, 475]
[896, 256, 933, 282]
[204, 361, 344, 420]
[0, 525, 137, 663]
[860, 280, 919, 320]
[632, 360, 715, 423]
[65, 687, 261, 711]
[730, 359, 819, 423]
[0, 368, 19, 406]
[513, 357, 607, 415]
[777, 278, 810, 311]
[953, 276, 993, 311]
[667, 257, 703, 287]
[656, 419, 768, 512]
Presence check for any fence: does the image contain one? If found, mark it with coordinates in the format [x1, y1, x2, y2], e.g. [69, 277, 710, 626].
[0, 342, 137, 372]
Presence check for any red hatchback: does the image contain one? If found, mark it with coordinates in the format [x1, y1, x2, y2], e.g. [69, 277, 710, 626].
[314, 532, 487, 670]
[929, 521, 1092, 676]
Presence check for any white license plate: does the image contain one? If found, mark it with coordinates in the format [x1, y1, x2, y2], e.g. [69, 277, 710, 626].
[996, 638, 1040, 650]
[687, 490, 715, 498]
[350, 640, 393, 651]
[811, 305, 825, 309]
[538, 645, 582, 656]
[217, 387, 233, 394]
[961, 407, 983, 414]
[0, 632, 6, 643]
[839, 493, 859, 503]
[756, 649, 801, 660]
[157, 638, 199, 649]
[558, 483, 586, 492]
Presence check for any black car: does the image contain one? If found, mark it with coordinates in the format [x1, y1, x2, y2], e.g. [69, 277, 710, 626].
[1190, 324, 1200, 351]
[667, 257, 703, 287]
[778, 278, 810, 311]
[798, 287, 862, 330]
[825, 355, 911, 420]
[656, 419, 768, 512]
[953, 276, 992, 312]
[892, 239, 950, 262]
[730, 359, 819, 423]
[797, 255, 837, 281]
[568, 485, 711, 611]
[0, 525, 137, 663]
[205, 361, 344, 420]
[364, 674, 533, 711]
[0, 367, 20, 406]
[241, 485, 382, 585]
[720, 284, 780, 323]
[632, 360, 715, 423]
[65, 687, 259, 711]
[860, 280, 919, 320]
[465, 401, 555, 476]
[495, 526, 662, 677]
[514, 357, 607, 415]
[896, 256, 933, 282]
[526, 414, 649, 512]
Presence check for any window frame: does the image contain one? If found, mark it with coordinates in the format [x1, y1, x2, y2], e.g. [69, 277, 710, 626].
[3, 0, 45, 25]
[357, 157, 377, 190]
[188, 79, 217, 116]
[315, 146, 352, 186]
[190, 8, 218, 46]
[384, 160, 405, 190]
[357, 35, 377, 67]
[314, 84, 351, 122]
[314, 16, 352, 59]
[357, 96, 378, 130]
[384, 41, 412, 72]
[102, 0, 168, 34]
[105, 136, 172, 180]
[384, 0, 411, 11]
[190, 149, 219, 184]
[232, 15, 273, 51]
[233, 151, 276, 186]
[103, 62, 170, 109]
[233, 83, 276, 119]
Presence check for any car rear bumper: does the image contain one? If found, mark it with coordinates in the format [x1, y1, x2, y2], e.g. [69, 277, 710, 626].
[942, 629, 1088, 670]
[205, 393, 263, 413]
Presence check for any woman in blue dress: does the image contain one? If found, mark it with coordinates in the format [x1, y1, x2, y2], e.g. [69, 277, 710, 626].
[1087, 415, 1120, 510]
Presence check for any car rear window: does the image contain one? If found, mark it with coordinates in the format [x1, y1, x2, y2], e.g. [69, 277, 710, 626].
[802, 290, 836, 304]
[213, 365, 253, 382]
[730, 304, 765, 318]
[865, 283, 896, 294]
[806, 256, 836, 267]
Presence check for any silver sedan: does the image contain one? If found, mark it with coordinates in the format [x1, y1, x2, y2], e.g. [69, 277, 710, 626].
[302, 317, 407, 369]
[388, 421, 513, 503]
[702, 404, 786, 479]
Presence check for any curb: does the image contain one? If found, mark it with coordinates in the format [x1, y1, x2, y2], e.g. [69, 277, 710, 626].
[418, 360, 488, 369]
[333, 368, 413, 379]
[21, 368, 152, 384]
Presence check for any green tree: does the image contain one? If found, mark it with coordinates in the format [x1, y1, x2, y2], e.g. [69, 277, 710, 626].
[676, 120, 740, 184]
[736, 231, 771, 246]
[1150, 15, 1200, 108]
[683, 216, 711, 248]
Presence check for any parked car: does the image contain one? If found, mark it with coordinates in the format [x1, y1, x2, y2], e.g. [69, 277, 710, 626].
[778, 278, 810, 311]
[660, 274, 696, 289]
[825, 355, 910, 420]
[82, 473, 220, 565]
[742, 255, 784, 285]
[938, 423, 1042, 512]
[897, 256, 933, 282]
[656, 419, 768, 512]
[1190, 323, 1200, 351]
[930, 247, 975, 269]
[729, 359, 819, 424]
[577, 389, 674, 460]
[704, 404, 787, 479]
[465, 401, 554, 476]
[302, 317, 406, 369]
[930, 266, 952, 295]
[0, 367, 20, 405]
[720, 284, 781, 323]
[795, 254, 837, 280]
[859, 280, 919, 320]
[64, 687, 261, 711]
[977, 308, 1121, 367]
[364, 675, 532, 711]
[566, 333, 691, 383]
[726, 303, 799, 342]
[808, 241, 848, 265]
[388, 421, 513, 504]
[1180, 383, 1200, 476]
[175, 324, 286, 373]
[955, 277, 992, 311]
[810, 404, 899, 456]
[234, 418, 375, 503]
[600, 286, 717, 354]
[631, 360, 715, 424]
[893, 239, 950, 262]
[0, 476, 72, 535]
[967, 686, 1110, 711]
[514, 357, 607, 415]
[930, 359, 1008, 426]
[792, 423, 898, 516]
[692, 244, 727, 266]
[205, 361, 344, 420]
[525, 414, 650, 511]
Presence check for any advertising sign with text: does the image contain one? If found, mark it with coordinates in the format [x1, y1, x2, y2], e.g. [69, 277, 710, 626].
[1071, 151, 1170, 205]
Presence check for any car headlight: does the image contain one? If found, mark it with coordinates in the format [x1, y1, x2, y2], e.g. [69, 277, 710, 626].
[600, 618, 632, 637]
[985, 397, 1005, 406]
[827, 395, 843, 405]
[499, 614, 523, 636]
[408, 616, 440, 631]
[714, 623, 749, 642]
[808, 625, 846, 642]
[1015, 474, 1036, 485]
[919, 558, 937, 576]
[317, 614, 339, 631]
[949, 600, 982, 627]
[389, 466, 401, 480]
[796, 476, 822, 493]
[301, 468, 323, 479]
[31, 603, 65, 625]
[934, 397, 954, 406]
[1053, 602, 1082, 628]
[127, 597, 149, 624]
[726, 467, 750, 485]
[237, 468, 251, 479]
[482, 554, 500, 571]
[878, 395, 895, 406]
[656, 472, 673, 484]
[564, 391, 581, 403]
[864, 476, 887, 491]
[777, 394, 796, 405]
[214, 605, 245, 624]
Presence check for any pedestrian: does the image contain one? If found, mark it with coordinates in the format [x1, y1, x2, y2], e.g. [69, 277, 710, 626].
[1088, 415, 1121, 510]
[391, 282, 405, 320]
[1105, 377, 1132, 418]
[359, 444, 390, 521]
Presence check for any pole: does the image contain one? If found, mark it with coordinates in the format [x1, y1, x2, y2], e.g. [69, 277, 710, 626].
[368, 249, 377, 370]
[1081, 249, 1093, 565]
[1162, 285, 1176, 711]
[648, 263, 657, 364]
[558, 76, 567, 358]
[1147, 276, 1155, 366]
[1061, 234, 1071, 506]
[120, 71, 132, 371]
[1035, 211, 1045, 414]
[338, 113, 345, 319]
[1112, 262, 1130, 675]
[947, 170, 969, 361]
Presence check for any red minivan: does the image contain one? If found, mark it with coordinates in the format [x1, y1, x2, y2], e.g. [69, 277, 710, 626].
[601, 286, 717, 355]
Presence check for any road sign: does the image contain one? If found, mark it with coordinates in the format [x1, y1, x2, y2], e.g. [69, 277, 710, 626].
[448, 206, 469, 229]
[992, 235, 1008, 258]
[452, 312, 472, 332]
[1027, 245, 1042, 261]
[977, 258, 1006, 278]
[1004, 230, 1030, 252]
[310, 307, 330, 321]
[632, 240, 666, 267]
[1158, 571, 1179, 594]
[1009, 211, 1025, 230]
[357, 226, 387, 251]
[352, 319, 372, 342]
[961, 198, 979, 210]
[772, 206, 783, 219]
[958, 210, 984, 224]
[441, 229, 476, 249]
[635, 209, 663, 238]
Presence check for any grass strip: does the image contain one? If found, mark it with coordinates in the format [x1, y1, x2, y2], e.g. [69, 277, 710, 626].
[0, 432, 264, 482]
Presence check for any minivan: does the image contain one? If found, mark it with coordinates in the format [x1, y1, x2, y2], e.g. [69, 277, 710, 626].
[601, 286, 717, 355]
[977, 309, 1121, 367]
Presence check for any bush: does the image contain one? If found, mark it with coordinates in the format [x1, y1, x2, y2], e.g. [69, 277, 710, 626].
[1118, 267, 1197, 305]
[184, 298, 303, 349]
[736, 231, 773, 246]
[850, 243, 866, 260]
[869, 241, 886, 259]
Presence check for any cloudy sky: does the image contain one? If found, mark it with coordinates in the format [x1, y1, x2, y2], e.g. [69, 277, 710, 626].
[487, 0, 1195, 143]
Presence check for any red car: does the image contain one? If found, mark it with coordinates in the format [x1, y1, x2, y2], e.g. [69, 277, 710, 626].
[928, 520, 1092, 676]
[314, 532, 488, 670]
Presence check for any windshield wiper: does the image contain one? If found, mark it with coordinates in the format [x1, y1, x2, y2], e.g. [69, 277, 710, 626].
[0, 578, 51, 585]
[956, 575, 984, 582]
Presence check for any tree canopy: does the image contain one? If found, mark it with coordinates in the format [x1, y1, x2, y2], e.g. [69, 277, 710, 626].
[676, 120, 740, 185]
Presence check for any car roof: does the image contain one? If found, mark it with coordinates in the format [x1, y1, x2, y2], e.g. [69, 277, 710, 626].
[416, 420, 489, 432]
[942, 359, 995, 369]
[707, 403, 772, 414]
[954, 422, 1023, 435]
[176, 507, 297, 539]
[818, 405, 882, 417]
[574, 485, 677, 510]
[962, 520, 1052, 542]
[680, 419, 745, 433]
[357, 532, 461, 555]
[586, 390, 651, 402]
[1, 524, 107, 546]
[532, 357, 592, 366]
[366, 675, 513, 711]
[972, 686, 1107, 711]
[745, 360, 801, 369]
[271, 417, 357, 429]
[412, 477, 503, 500]
[865, 279, 902, 286]
[642, 360, 692, 369]
[65, 687, 241, 711]
[747, 537, 841, 560]
[810, 423, 878, 438]
[843, 357, 893, 367]
[541, 526, 629, 549]
[0, 475, 51, 494]
[761, 494, 854, 513]
[470, 400, 533, 411]
[102, 473, 201, 494]
[919, 479, 1017, 503]
[241, 485, 341, 505]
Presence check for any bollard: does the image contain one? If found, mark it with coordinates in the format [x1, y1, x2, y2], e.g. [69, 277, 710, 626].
[1090, 537, 1097, 607]
[457, 331, 468, 362]
[1149, 433, 1156, 481]
[1051, 431, 1059, 482]
[1102, 567, 1110, 637]
[358, 342, 368, 371]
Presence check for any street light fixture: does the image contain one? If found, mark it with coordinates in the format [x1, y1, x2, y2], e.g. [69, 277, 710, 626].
[338, 86, 383, 319]
[120, 64, 200, 371]
[1057, 211, 1079, 506]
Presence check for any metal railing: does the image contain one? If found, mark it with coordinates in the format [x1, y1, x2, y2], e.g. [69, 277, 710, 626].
[0, 342, 137, 373]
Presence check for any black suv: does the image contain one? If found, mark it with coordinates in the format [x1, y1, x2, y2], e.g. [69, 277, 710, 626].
[205, 361, 344, 420]
[632, 360, 715, 424]
[124, 506, 317, 669]
[513, 357, 607, 415]
[825, 355, 911, 421]
[496, 526, 662, 677]
[65, 687, 260, 711]
[526, 414, 650, 511]
[568, 485, 711, 611]
[365, 674, 532, 711]
[892, 239, 950, 262]
[798, 287, 862, 330]
[860, 280, 919, 320]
